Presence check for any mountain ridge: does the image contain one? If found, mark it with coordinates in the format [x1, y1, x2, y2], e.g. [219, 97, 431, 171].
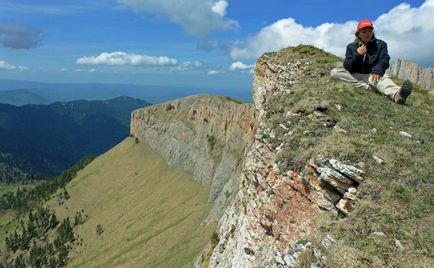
[1, 45, 432, 267]
[0, 79, 251, 105]
[0, 96, 150, 181]
[131, 94, 258, 222]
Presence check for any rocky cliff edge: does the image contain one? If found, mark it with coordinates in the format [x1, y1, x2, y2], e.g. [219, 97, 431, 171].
[131, 46, 433, 267]
[205, 46, 433, 267]
[388, 59, 434, 92]
[131, 95, 258, 222]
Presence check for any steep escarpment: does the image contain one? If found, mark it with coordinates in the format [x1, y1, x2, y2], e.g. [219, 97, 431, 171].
[206, 46, 433, 267]
[130, 46, 433, 267]
[131, 95, 258, 221]
[388, 59, 434, 92]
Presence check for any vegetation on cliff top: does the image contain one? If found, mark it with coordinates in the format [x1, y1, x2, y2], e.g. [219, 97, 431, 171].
[262, 45, 433, 267]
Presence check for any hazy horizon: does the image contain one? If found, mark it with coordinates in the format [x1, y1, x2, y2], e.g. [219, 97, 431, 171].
[1, 0, 432, 92]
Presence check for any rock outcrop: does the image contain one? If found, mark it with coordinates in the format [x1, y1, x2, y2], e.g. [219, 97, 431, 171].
[205, 47, 366, 267]
[131, 95, 258, 222]
[132, 48, 364, 267]
[130, 46, 434, 267]
[388, 59, 434, 91]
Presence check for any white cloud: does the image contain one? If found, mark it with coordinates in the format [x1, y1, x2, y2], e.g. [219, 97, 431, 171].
[117, 0, 238, 38]
[76, 52, 206, 72]
[76, 51, 178, 66]
[212, 0, 228, 16]
[230, 18, 355, 60]
[375, 0, 434, 66]
[229, 0, 434, 66]
[207, 69, 225, 75]
[179, 61, 202, 68]
[229, 61, 255, 71]
[175, 60, 203, 71]
[0, 59, 28, 70]
[0, 60, 15, 70]
[60, 67, 68, 72]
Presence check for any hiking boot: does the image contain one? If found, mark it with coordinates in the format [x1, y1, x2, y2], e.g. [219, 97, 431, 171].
[394, 80, 412, 104]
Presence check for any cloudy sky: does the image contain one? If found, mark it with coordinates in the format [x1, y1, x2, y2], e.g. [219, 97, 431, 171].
[0, 0, 431, 93]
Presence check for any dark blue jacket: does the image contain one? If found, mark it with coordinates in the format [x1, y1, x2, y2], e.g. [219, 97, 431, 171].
[343, 37, 390, 76]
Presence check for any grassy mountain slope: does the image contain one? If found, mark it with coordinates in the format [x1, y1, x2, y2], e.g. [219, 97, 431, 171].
[49, 137, 214, 267]
[260, 46, 433, 267]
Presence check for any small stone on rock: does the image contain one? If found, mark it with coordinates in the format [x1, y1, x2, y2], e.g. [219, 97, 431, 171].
[344, 192, 357, 200]
[399, 131, 412, 138]
[321, 234, 336, 249]
[274, 255, 286, 265]
[333, 125, 348, 133]
[395, 239, 404, 251]
[284, 130, 294, 136]
[329, 159, 364, 183]
[336, 199, 350, 215]
[372, 155, 384, 165]
[348, 187, 357, 194]
[284, 254, 297, 267]
[279, 124, 289, 130]
[372, 231, 386, 237]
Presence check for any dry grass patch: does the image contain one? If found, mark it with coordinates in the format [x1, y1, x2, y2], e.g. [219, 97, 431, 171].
[49, 137, 214, 267]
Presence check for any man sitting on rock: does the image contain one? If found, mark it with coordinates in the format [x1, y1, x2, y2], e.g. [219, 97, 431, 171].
[330, 19, 412, 105]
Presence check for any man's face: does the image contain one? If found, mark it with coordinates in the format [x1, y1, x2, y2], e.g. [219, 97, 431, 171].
[359, 27, 374, 43]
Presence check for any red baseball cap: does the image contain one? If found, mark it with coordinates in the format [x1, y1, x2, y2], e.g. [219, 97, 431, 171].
[357, 19, 374, 30]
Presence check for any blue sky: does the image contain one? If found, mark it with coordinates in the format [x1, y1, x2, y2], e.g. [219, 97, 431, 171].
[0, 0, 431, 93]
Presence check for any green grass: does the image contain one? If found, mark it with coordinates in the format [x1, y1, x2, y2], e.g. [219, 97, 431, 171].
[261, 45, 434, 266]
[0, 184, 18, 196]
[217, 96, 247, 104]
[0, 182, 40, 243]
[47, 137, 215, 268]
[0, 182, 37, 196]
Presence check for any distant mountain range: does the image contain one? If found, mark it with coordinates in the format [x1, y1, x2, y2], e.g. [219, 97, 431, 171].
[0, 96, 150, 182]
[0, 79, 251, 106]
[0, 89, 47, 106]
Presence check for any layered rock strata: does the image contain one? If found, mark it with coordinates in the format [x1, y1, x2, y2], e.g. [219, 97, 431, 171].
[388, 59, 434, 91]
[131, 47, 367, 267]
[207, 48, 364, 267]
[131, 95, 258, 222]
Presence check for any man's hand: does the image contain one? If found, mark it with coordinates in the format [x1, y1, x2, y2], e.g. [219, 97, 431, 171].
[371, 73, 381, 84]
[357, 44, 367, 55]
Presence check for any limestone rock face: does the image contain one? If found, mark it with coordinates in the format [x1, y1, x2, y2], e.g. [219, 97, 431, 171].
[206, 49, 322, 268]
[206, 47, 364, 268]
[388, 59, 434, 91]
[131, 95, 258, 221]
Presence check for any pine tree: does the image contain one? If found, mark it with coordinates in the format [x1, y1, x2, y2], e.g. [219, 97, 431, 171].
[62, 188, 70, 200]
[50, 213, 59, 229]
